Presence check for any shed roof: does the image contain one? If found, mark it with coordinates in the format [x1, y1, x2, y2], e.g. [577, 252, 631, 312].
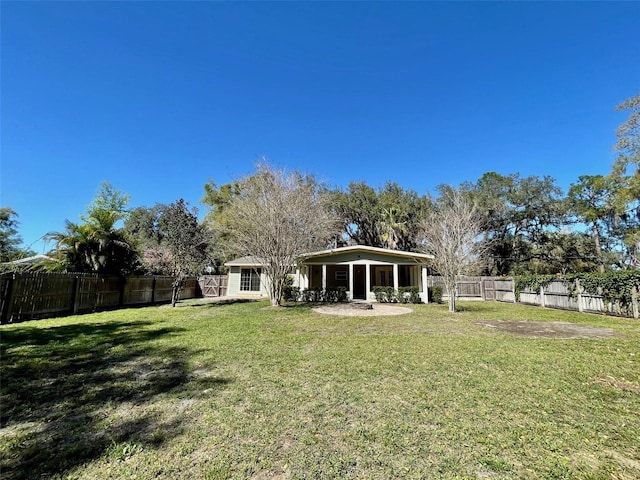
[224, 256, 266, 267]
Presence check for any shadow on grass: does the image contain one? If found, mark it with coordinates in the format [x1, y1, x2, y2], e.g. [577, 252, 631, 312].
[178, 297, 262, 308]
[0, 320, 232, 480]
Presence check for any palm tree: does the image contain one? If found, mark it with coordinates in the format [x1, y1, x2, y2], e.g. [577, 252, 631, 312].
[380, 206, 409, 250]
[46, 182, 139, 274]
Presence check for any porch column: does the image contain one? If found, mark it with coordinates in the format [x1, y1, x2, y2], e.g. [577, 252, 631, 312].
[393, 264, 399, 291]
[322, 264, 327, 290]
[365, 264, 371, 301]
[421, 266, 429, 302]
[348, 264, 354, 300]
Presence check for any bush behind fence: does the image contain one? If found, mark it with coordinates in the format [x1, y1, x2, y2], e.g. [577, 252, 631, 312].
[0, 272, 200, 324]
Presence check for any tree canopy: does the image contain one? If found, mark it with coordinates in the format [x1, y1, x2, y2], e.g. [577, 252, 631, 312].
[46, 182, 139, 274]
[219, 162, 338, 306]
[0, 208, 34, 264]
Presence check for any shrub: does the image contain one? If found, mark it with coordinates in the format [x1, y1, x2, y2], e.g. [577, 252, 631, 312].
[283, 286, 300, 302]
[373, 286, 421, 304]
[301, 287, 347, 303]
[429, 285, 443, 304]
[282, 277, 300, 302]
[372, 286, 397, 303]
[398, 286, 421, 304]
[326, 287, 348, 303]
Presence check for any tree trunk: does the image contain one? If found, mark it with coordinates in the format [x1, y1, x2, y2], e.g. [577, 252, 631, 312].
[592, 223, 605, 273]
[448, 290, 456, 312]
[171, 276, 184, 307]
[446, 279, 457, 312]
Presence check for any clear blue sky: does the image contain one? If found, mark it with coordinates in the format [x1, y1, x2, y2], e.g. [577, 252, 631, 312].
[2, 1, 639, 253]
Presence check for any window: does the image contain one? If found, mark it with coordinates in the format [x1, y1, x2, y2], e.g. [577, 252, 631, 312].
[335, 271, 347, 281]
[240, 268, 261, 291]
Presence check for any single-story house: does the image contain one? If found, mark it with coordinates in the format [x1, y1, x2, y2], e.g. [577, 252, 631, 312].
[225, 245, 434, 302]
[1, 254, 56, 270]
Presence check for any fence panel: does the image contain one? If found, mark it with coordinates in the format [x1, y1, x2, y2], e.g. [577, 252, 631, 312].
[518, 291, 542, 306]
[76, 276, 122, 313]
[3, 274, 76, 322]
[494, 280, 515, 302]
[457, 280, 482, 297]
[181, 277, 198, 299]
[153, 277, 174, 303]
[428, 276, 509, 300]
[198, 275, 228, 297]
[580, 293, 606, 314]
[0, 273, 200, 324]
[123, 276, 155, 305]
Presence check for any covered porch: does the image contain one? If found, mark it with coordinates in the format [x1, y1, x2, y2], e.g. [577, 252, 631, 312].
[293, 246, 433, 302]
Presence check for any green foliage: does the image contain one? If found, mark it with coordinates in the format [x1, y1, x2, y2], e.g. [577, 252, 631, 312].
[83, 181, 130, 229]
[372, 286, 396, 303]
[329, 181, 430, 251]
[282, 276, 300, 302]
[569, 270, 640, 307]
[0, 208, 33, 263]
[398, 286, 421, 303]
[514, 274, 558, 301]
[515, 271, 640, 309]
[301, 287, 347, 303]
[46, 183, 139, 275]
[372, 286, 421, 303]
[428, 285, 443, 304]
[465, 172, 567, 275]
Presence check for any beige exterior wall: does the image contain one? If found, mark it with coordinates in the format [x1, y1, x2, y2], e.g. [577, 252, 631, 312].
[227, 266, 269, 297]
[226, 249, 431, 302]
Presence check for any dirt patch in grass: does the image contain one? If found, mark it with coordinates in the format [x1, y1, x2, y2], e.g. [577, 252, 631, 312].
[476, 320, 618, 339]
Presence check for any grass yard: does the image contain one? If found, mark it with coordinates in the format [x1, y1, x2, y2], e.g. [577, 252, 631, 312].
[1, 300, 639, 480]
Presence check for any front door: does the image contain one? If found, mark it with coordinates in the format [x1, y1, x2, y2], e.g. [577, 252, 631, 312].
[353, 265, 366, 300]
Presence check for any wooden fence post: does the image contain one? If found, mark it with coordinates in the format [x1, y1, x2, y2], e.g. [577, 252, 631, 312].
[72, 275, 81, 314]
[540, 285, 546, 308]
[0, 274, 15, 324]
[632, 286, 639, 320]
[151, 276, 157, 304]
[576, 279, 584, 313]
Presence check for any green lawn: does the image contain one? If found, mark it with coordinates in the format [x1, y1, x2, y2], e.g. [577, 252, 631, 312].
[1, 300, 639, 480]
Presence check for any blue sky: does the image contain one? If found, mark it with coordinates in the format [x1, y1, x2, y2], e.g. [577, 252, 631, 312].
[2, 1, 639, 253]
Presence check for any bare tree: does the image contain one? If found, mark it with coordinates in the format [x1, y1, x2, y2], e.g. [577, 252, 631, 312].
[223, 162, 338, 306]
[419, 187, 485, 312]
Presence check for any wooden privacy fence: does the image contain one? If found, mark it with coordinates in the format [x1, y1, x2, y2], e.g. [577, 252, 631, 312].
[198, 275, 228, 297]
[0, 273, 199, 324]
[427, 276, 516, 303]
[518, 279, 640, 319]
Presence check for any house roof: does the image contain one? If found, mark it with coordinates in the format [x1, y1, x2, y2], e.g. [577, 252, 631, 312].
[225, 246, 433, 267]
[301, 245, 433, 261]
[4, 254, 56, 265]
[224, 255, 266, 267]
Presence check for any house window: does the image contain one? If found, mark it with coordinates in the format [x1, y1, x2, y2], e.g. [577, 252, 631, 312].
[335, 271, 347, 281]
[240, 268, 261, 291]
